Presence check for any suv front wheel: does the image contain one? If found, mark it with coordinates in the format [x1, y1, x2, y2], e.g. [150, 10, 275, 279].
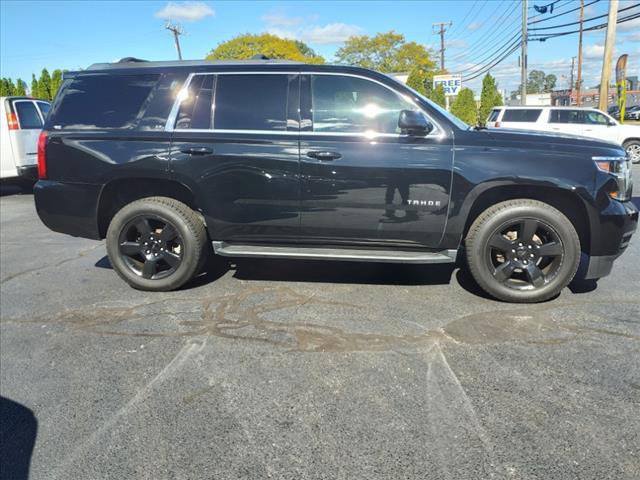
[106, 197, 208, 291]
[465, 199, 580, 303]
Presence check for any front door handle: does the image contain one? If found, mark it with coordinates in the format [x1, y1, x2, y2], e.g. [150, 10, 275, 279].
[180, 146, 213, 155]
[306, 150, 342, 161]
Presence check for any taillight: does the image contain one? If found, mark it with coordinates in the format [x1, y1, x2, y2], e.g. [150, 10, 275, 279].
[37, 131, 48, 179]
[6, 113, 19, 130]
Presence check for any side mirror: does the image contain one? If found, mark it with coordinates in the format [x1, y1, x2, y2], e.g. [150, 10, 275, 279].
[398, 110, 433, 136]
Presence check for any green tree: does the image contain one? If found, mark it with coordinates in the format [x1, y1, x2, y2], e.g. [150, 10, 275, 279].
[478, 73, 503, 126]
[206, 33, 324, 64]
[406, 66, 429, 95]
[37, 68, 52, 100]
[15, 79, 27, 96]
[429, 83, 447, 108]
[1, 78, 16, 96]
[51, 69, 63, 98]
[512, 70, 558, 98]
[31, 74, 40, 99]
[450, 88, 477, 125]
[335, 31, 434, 73]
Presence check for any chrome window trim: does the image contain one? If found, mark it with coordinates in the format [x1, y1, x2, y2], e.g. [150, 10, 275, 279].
[11, 99, 45, 128]
[165, 70, 444, 138]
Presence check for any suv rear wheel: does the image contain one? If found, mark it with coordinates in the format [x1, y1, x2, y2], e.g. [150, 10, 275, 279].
[106, 197, 208, 291]
[623, 140, 640, 164]
[465, 199, 580, 303]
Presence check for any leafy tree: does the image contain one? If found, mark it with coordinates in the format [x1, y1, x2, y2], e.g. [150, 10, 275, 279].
[429, 83, 447, 108]
[512, 70, 557, 98]
[37, 68, 52, 100]
[51, 69, 63, 97]
[478, 73, 503, 126]
[1, 78, 16, 96]
[406, 66, 429, 95]
[450, 88, 477, 125]
[206, 33, 324, 64]
[15, 79, 27, 96]
[335, 31, 434, 73]
[31, 74, 40, 99]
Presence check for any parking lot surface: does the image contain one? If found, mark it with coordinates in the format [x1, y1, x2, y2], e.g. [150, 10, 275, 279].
[1, 170, 639, 480]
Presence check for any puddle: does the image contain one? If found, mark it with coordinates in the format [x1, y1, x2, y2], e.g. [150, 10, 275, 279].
[2, 286, 638, 352]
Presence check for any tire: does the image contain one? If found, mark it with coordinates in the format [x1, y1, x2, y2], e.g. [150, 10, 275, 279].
[465, 199, 580, 303]
[623, 140, 640, 164]
[106, 197, 207, 291]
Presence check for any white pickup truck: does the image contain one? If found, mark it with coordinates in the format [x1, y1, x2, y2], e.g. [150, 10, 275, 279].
[1, 96, 51, 183]
[486, 106, 640, 163]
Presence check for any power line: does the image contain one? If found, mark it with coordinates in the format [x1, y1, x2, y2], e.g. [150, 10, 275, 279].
[448, 0, 482, 36]
[448, 0, 521, 64]
[529, 11, 640, 40]
[463, 41, 522, 81]
[528, 0, 600, 25]
[528, 2, 638, 30]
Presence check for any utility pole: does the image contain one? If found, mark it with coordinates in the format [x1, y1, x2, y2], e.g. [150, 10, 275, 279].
[165, 22, 183, 60]
[576, 0, 584, 106]
[598, 0, 618, 111]
[521, 0, 528, 105]
[432, 22, 452, 71]
[570, 56, 576, 103]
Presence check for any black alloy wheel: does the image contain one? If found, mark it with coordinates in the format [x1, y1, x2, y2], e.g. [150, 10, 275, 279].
[487, 218, 564, 290]
[118, 215, 183, 280]
[465, 199, 581, 303]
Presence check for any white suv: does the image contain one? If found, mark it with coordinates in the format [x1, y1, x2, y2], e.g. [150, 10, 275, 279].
[486, 106, 640, 163]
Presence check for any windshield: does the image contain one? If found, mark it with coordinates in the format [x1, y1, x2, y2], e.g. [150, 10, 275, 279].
[400, 81, 469, 130]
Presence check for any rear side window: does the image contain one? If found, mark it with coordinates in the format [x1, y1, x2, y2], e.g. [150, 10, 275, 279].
[549, 109, 581, 124]
[175, 74, 214, 129]
[52, 73, 159, 129]
[214, 74, 288, 131]
[14, 101, 43, 129]
[487, 109, 501, 122]
[36, 101, 50, 120]
[501, 109, 542, 122]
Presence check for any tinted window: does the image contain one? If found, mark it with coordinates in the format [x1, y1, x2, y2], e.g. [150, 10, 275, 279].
[311, 75, 417, 133]
[139, 73, 187, 131]
[488, 109, 501, 122]
[14, 101, 43, 129]
[52, 73, 159, 129]
[175, 74, 214, 129]
[36, 101, 50, 120]
[501, 109, 542, 122]
[549, 109, 581, 124]
[214, 74, 288, 131]
[583, 111, 609, 125]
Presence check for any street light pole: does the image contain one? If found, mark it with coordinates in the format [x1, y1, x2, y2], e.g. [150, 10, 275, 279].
[576, 0, 584, 106]
[521, 0, 528, 105]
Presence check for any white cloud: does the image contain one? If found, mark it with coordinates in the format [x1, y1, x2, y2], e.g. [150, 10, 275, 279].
[617, 15, 640, 32]
[467, 22, 482, 32]
[446, 39, 468, 49]
[262, 11, 363, 45]
[302, 23, 364, 44]
[584, 44, 605, 60]
[155, 2, 214, 22]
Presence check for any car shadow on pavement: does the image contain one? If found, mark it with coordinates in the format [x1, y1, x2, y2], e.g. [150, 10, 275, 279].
[0, 396, 38, 480]
[0, 183, 32, 197]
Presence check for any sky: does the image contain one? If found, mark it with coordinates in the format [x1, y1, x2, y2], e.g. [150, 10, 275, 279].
[1, 0, 639, 95]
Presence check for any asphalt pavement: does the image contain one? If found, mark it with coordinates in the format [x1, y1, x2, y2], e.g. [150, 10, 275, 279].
[1, 169, 639, 480]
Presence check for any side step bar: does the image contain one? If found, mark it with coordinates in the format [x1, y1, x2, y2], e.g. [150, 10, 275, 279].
[212, 241, 457, 264]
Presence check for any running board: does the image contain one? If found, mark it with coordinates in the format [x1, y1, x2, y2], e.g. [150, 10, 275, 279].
[212, 241, 457, 264]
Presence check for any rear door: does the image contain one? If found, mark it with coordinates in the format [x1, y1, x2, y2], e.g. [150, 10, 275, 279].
[10, 99, 44, 167]
[169, 72, 301, 242]
[547, 109, 584, 137]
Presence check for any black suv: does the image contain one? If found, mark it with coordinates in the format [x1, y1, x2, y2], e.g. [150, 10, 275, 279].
[34, 59, 637, 302]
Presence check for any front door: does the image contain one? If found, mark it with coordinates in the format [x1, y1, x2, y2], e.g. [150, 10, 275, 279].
[169, 72, 302, 242]
[299, 74, 453, 248]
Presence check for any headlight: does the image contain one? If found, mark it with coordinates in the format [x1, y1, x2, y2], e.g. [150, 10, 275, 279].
[593, 155, 633, 201]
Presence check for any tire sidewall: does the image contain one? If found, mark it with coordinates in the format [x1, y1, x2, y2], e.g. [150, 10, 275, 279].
[468, 203, 580, 302]
[106, 200, 201, 291]
[624, 140, 640, 164]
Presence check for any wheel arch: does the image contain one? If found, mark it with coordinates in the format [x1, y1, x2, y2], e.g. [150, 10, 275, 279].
[460, 184, 592, 255]
[97, 177, 200, 239]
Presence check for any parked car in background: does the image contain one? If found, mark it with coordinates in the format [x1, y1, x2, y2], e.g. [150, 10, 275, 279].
[624, 105, 640, 121]
[1, 96, 50, 183]
[486, 106, 640, 163]
[33, 59, 637, 303]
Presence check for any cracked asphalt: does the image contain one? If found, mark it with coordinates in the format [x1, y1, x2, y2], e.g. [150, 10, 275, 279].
[1, 172, 639, 480]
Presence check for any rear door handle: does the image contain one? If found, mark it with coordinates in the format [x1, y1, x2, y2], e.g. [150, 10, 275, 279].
[180, 146, 213, 155]
[306, 151, 342, 161]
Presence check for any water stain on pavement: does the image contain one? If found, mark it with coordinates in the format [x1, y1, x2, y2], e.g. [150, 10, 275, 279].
[2, 285, 638, 352]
